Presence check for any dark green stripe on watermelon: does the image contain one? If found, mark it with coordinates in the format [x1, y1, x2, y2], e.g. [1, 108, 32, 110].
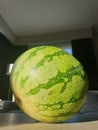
[27, 46, 47, 60]
[13, 49, 69, 88]
[11, 46, 48, 84]
[35, 97, 83, 111]
[25, 64, 87, 96]
[33, 50, 66, 67]
[20, 77, 29, 88]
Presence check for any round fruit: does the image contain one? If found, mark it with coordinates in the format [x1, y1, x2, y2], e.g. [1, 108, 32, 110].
[10, 45, 88, 123]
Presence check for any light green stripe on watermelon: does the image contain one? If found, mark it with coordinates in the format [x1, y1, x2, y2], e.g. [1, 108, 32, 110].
[11, 47, 64, 84]
[25, 64, 87, 96]
[11, 50, 70, 89]
[39, 111, 75, 118]
[35, 99, 81, 111]
[27, 46, 47, 60]
[11, 46, 47, 83]
[32, 50, 66, 68]
[34, 96, 86, 118]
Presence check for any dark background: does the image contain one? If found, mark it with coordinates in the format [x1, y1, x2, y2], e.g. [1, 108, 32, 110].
[72, 38, 98, 90]
[0, 33, 27, 100]
[0, 33, 98, 100]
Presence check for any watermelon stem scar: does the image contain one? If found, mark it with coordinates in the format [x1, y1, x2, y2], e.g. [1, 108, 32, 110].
[15, 96, 22, 105]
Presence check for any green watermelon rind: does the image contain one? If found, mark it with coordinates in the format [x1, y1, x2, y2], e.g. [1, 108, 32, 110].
[10, 45, 88, 123]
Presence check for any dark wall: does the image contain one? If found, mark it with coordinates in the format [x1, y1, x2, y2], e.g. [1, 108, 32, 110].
[72, 38, 98, 90]
[0, 33, 27, 100]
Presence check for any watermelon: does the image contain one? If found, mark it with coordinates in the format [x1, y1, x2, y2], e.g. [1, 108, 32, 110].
[10, 45, 88, 123]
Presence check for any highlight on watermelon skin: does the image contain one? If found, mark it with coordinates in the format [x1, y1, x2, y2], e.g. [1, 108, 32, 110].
[10, 45, 88, 123]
